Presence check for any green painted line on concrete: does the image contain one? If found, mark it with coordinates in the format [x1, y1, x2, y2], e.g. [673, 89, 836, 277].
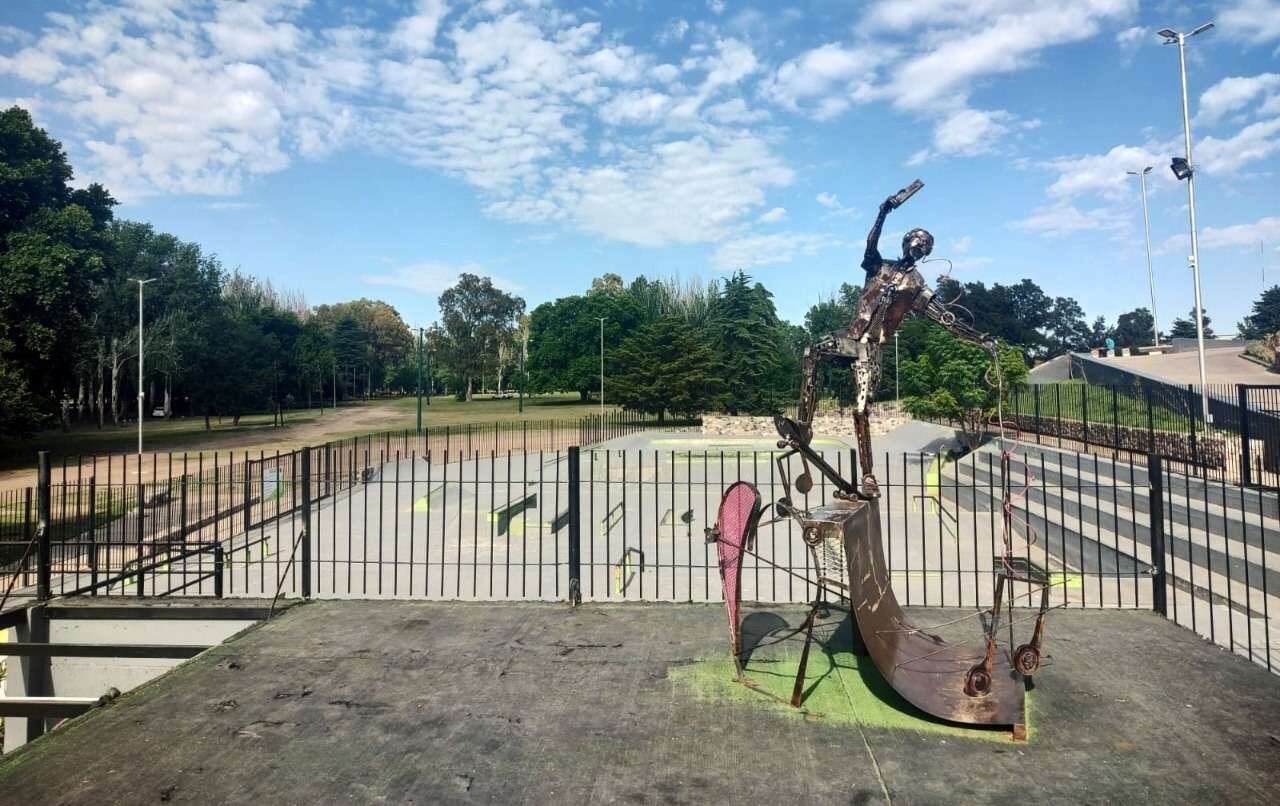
[670, 627, 1031, 742]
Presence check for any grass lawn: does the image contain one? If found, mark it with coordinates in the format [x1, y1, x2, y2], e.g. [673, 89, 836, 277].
[1009, 382, 1193, 431]
[384, 391, 616, 426]
[0, 393, 619, 475]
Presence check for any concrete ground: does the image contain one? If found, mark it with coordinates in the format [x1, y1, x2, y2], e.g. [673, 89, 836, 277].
[1097, 346, 1275, 385]
[1, 601, 1277, 804]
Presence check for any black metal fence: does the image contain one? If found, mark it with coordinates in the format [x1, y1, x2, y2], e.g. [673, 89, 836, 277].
[6, 439, 1275, 675]
[1004, 382, 1280, 489]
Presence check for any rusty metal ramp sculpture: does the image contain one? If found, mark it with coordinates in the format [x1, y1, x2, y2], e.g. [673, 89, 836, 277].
[813, 498, 1026, 734]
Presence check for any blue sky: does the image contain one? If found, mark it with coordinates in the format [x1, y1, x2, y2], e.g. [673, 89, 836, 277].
[1, 0, 1277, 335]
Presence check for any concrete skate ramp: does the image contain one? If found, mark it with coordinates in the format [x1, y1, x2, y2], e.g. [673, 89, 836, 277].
[842, 499, 1025, 728]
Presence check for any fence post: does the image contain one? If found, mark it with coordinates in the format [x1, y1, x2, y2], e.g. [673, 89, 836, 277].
[1187, 384, 1199, 473]
[1147, 454, 1168, 616]
[567, 445, 582, 606]
[87, 475, 97, 593]
[300, 448, 312, 599]
[179, 472, 188, 544]
[213, 544, 225, 599]
[1111, 386, 1119, 449]
[242, 453, 252, 533]
[1081, 385, 1090, 451]
[36, 451, 51, 601]
[1238, 384, 1252, 487]
[1033, 385, 1041, 445]
[1145, 384, 1155, 454]
[135, 481, 145, 597]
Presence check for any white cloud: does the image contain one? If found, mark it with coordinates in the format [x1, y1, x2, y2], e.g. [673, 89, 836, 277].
[1115, 26, 1144, 46]
[877, 0, 1135, 113]
[712, 231, 841, 269]
[1044, 142, 1171, 202]
[659, 18, 689, 45]
[951, 235, 973, 255]
[931, 108, 1014, 157]
[1012, 202, 1122, 237]
[707, 0, 727, 15]
[1198, 73, 1280, 125]
[762, 43, 883, 120]
[816, 192, 842, 209]
[1198, 118, 1280, 173]
[362, 262, 522, 295]
[1199, 216, 1280, 250]
[758, 206, 787, 223]
[389, 0, 449, 54]
[523, 133, 794, 247]
[1219, 0, 1280, 47]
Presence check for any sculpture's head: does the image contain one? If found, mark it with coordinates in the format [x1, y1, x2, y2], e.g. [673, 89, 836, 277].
[902, 228, 933, 263]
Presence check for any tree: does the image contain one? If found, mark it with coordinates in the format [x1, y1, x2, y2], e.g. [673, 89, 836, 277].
[625, 275, 719, 326]
[936, 278, 1054, 358]
[1238, 285, 1280, 339]
[589, 272, 625, 296]
[1169, 308, 1214, 340]
[899, 322, 1027, 443]
[802, 283, 862, 405]
[1042, 296, 1092, 356]
[527, 290, 643, 400]
[436, 274, 524, 400]
[0, 107, 115, 435]
[1113, 308, 1155, 349]
[706, 271, 786, 415]
[610, 316, 721, 421]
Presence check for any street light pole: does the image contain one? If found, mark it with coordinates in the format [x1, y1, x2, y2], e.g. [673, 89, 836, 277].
[518, 328, 528, 415]
[416, 326, 424, 433]
[130, 277, 156, 456]
[894, 331, 900, 409]
[597, 317, 606, 417]
[1127, 166, 1160, 346]
[1160, 22, 1213, 423]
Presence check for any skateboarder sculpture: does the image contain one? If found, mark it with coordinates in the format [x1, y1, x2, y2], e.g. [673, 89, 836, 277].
[777, 179, 994, 499]
[708, 181, 1052, 740]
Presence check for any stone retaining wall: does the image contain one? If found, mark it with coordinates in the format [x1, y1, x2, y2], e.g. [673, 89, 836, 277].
[1008, 413, 1225, 469]
[701, 403, 910, 440]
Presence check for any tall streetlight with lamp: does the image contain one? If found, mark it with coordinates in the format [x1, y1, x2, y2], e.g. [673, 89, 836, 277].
[1126, 166, 1160, 347]
[597, 317, 606, 418]
[1158, 21, 1213, 422]
[130, 277, 157, 455]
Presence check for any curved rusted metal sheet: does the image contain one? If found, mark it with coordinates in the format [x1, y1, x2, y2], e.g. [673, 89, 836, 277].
[825, 499, 1025, 729]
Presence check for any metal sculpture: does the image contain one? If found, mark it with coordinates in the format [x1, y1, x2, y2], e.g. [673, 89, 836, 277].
[708, 181, 1053, 739]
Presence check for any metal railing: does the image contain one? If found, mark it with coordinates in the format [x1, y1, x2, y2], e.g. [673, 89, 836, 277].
[5, 438, 1275, 676]
[1003, 382, 1280, 489]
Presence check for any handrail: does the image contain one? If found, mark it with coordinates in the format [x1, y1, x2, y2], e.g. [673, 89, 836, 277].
[0, 525, 42, 614]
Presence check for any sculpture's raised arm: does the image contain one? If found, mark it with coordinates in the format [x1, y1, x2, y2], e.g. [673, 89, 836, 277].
[861, 199, 891, 274]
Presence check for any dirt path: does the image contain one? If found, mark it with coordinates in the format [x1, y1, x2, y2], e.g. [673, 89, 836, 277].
[0, 402, 413, 492]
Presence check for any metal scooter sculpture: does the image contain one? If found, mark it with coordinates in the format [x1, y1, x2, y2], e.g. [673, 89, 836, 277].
[706, 181, 1053, 739]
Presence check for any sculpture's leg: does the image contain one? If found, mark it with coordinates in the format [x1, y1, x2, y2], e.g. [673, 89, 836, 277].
[790, 602, 820, 708]
[851, 354, 881, 497]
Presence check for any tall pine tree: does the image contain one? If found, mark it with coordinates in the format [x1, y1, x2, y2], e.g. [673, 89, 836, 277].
[707, 271, 785, 415]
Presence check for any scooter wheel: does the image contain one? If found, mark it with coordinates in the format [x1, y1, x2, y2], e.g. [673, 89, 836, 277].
[1013, 644, 1040, 676]
[964, 665, 991, 696]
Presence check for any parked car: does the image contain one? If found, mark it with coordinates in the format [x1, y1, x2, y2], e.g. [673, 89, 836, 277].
[151, 408, 165, 417]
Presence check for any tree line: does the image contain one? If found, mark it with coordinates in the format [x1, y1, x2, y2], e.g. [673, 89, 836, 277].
[0, 107, 426, 436]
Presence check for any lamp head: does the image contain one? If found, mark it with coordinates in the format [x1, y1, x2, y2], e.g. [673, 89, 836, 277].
[1170, 157, 1193, 181]
[1157, 27, 1179, 43]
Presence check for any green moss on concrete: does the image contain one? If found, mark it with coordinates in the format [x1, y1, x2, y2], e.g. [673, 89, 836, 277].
[670, 621, 1032, 742]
